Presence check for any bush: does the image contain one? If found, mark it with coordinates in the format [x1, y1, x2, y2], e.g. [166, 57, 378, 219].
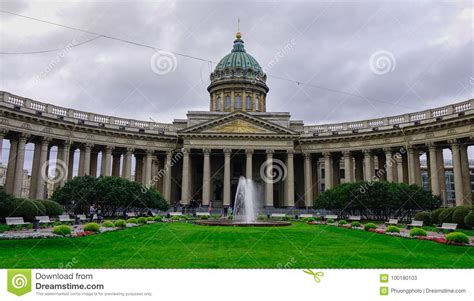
[326, 218, 335, 224]
[364, 223, 377, 231]
[52, 225, 71, 236]
[126, 218, 138, 224]
[83, 222, 100, 232]
[137, 217, 147, 224]
[39, 200, 63, 216]
[304, 217, 315, 222]
[211, 214, 221, 219]
[281, 216, 291, 221]
[464, 211, 474, 229]
[386, 226, 400, 233]
[445, 232, 470, 244]
[102, 221, 114, 228]
[351, 221, 361, 228]
[452, 206, 471, 228]
[227, 215, 233, 220]
[430, 208, 446, 225]
[338, 220, 348, 225]
[154, 216, 163, 222]
[414, 211, 431, 226]
[256, 214, 265, 221]
[146, 217, 154, 222]
[439, 207, 456, 224]
[409, 228, 427, 237]
[200, 215, 209, 220]
[114, 219, 126, 228]
[171, 216, 180, 221]
[179, 215, 188, 220]
[4, 198, 46, 222]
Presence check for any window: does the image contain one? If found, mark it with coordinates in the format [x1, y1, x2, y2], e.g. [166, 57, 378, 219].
[216, 97, 221, 111]
[255, 98, 260, 111]
[246, 96, 252, 110]
[225, 96, 231, 110]
[235, 96, 241, 109]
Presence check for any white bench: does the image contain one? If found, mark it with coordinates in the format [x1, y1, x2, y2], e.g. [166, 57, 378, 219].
[437, 223, 457, 232]
[58, 214, 74, 223]
[299, 214, 313, 219]
[406, 220, 423, 228]
[324, 214, 338, 220]
[270, 213, 286, 218]
[169, 212, 183, 216]
[6, 217, 30, 227]
[385, 219, 398, 225]
[348, 215, 361, 221]
[126, 212, 137, 217]
[35, 216, 53, 224]
[196, 212, 210, 216]
[76, 214, 88, 222]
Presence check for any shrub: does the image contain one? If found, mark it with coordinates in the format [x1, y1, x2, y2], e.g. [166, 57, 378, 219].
[227, 215, 233, 220]
[364, 223, 377, 231]
[351, 221, 361, 228]
[114, 219, 126, 228]
[256, 214, 266, 221]
[200, 215, 209, 220]
[445, 232, 470, 244]
[326, 218, 335, 224]
[179, 215, 188, 220]
[102, 221, 114, 228]
[39, 200, 64, 216]
[137, 217, 147, 224]
[452, 206, 471, 228]
[464, 211, 474, 229]
[4, 198, 46, 222]
[83, 222, 100, 232]
[171, 216, 180, 221]
[439, 207, 456, 224]
[52, 225, 71, 236]
[281, 216, 291, 221]
[386, 226, 400, 233]
[146, 217, 154, 222]
[304, 217, 315, 222]
[338, 220, 348, 225]
[314, 216, 322, 221]
[211, 214, 221, 219]
[414, 211, 431, 226]
[126, 218, 138, 224]
[409, 228, 427, 237]
[430, 208, 446, 225]
[154, 216, 163, 222]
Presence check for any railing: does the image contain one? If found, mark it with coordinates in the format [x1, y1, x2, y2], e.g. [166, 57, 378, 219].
[303, 99, 473, 134]
[0, 91, 176, 133]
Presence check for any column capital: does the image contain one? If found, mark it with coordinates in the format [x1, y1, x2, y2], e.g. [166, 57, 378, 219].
[203, 148, 211, 154]
[85, 143, 94, 149]
[41, 137, 52, 145]
[245, 149, 254, 155]
[382, 148, 393, 153]
[181, 148, 190, 154]
[266, 149, 274, 155]
[126, 147, 134, 154]
[362, 149, 372, 155]
[145, 149, 154, 155]
[426, 142, 438, 150]
[342, 150, 352, 157]
[223, 148, 232, 155]
[322, 152, 331, 158]
[448, 139, 460, 147]
[105, 145, 114, 153]
[0, 129, 8, 136]
[18, 133, 30, 142]
[287, 149, 295, 155]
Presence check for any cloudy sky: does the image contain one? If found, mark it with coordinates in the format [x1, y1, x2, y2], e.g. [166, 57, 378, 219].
[0, 0, 473, 172]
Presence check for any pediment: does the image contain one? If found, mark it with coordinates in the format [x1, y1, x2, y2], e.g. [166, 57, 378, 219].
[179, 112, 296, 136]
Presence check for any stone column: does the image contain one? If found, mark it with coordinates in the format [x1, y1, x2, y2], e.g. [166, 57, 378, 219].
[83, 144, 92, 176]
[4, 138, 18, 194]
[407, 147, 417, 185]
[67, 147, 75, 180]
[413, 150, 422, 186]
[181, 148, 190, 204]
[303, 152, 313, 206]
[363, 150, 373, 181]
[460, 145, 472, 202]
[245, 149, 253, 179]
[112, 152, 121, 177]
[13, 134, 28, 197]
[163, 151, 173, 202]
[223, 148, 231, 206]
[59, 141, 71, 187]
[0, 129, 6, 160]
[35, 137, 50, 199]
[343, 151, 353, 183]
[264, 149, 274, 207]
[78, 146, 86, 176]
[323, 152, 333, 190]
[122, 148, 133, 180]
[436, 148, 446, 204]
[354, 154, 364, 182]
[102, 146, 113, 176]
[427, 143, 440, 196]
[202, 149, 211, 206]
[384, 149, 394, 182]
[29, 141, 42, 199]
[135, 154, 143, 183]
[450, 142, 465, 205]
[89, 150, 98, 177]
[285, 150, 295, 207]
[144, 150, 153, 185]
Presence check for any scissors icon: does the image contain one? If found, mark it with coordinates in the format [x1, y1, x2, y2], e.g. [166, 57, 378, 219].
[303, 269, 324, 283]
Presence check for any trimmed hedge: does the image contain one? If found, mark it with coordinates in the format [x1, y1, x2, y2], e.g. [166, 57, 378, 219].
[338, 220, 348, 225]
[126, 218, 138, 224]
[386, 226, 400, 233]
[351, 221, 361, 228]
[430, 208, 446, 225]
[452, 206, 470, 228]
[5, 198, 46, 222]
[445, 232, 470, 244]
[39, 200, 63, 216]
[409, 228, 427, 237]
[102, 221, 115, 228]
[114, 219, 126, 228]
[256, 214, 265, 221]
[414, 211, 431, 226]
[52, 225, 71, 236]
[83, 222, 100, 232]
[326, 218, 335, 224]
[438, 207, 456, 224]
[146, 217, 154, 222]
[154, 216, 163, 222]
[137, 217, 147, 224]
[364, 223, 377, 231]
[465, 211, 474, 229]
[200, 215, 209, 220]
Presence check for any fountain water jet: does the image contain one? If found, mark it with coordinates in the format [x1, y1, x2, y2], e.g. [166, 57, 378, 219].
[233, 176, 257, 223]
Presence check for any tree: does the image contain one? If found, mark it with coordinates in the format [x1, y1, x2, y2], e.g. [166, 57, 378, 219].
[51, 176, 99, 213]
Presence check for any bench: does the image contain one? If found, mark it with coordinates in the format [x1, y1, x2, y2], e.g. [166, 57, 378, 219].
[169, 212, 183, 216]
[6, 217, 30, 227]
[58, 214, 74, 223]
[298, 214, 313, 219]
[126, 212, 137, 218]
[270, 213, 286, 218]
[196, 212, 210, 216]
[35, 216, 53, 224]
[76, 214, 88, 222]
[436, 223, 457, 232]
[406, 220, 423, 228]
[385, 219, 398, 225]
[348, 215, 361, 221]
[324, 214, 338, 220]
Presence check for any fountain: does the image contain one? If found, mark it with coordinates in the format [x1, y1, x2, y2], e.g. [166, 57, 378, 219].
[195, 176, 290, 227]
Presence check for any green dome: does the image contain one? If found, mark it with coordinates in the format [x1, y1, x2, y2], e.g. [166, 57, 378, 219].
[214, 35, 262, 72]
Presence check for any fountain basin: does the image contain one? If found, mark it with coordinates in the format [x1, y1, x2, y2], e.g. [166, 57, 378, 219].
[195, 220, 291, 227]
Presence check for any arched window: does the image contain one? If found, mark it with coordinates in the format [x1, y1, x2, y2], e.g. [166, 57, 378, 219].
[235, 96, 241, 109]
[225, 96, 231, 110]
[255, 97, 260, 111]
[246, 96, 252, 110]
[216, 97, 221, 111]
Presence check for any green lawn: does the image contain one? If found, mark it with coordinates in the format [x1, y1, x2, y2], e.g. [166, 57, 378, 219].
[0, 222, 472, 268]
